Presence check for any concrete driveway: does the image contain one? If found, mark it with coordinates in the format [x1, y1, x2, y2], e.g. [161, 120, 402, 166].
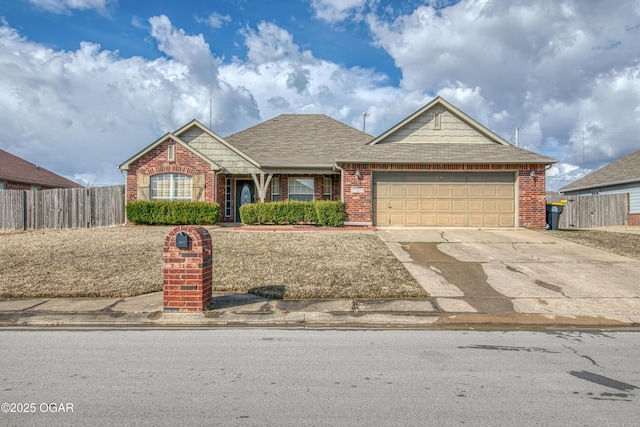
[376, 228, 640, 324]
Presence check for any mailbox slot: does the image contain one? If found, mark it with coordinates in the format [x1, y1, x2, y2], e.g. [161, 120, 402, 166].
[176, 231, 189, 249]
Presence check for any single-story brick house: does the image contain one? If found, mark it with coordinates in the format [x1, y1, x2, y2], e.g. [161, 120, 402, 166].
[118, 97, 557, 228]
[559, 148, 640, 226]
[0, 148, 83, 190]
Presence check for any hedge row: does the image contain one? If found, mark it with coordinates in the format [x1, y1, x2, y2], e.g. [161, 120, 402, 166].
[239, 200, 345, 227]
[126, 201, 220, 225]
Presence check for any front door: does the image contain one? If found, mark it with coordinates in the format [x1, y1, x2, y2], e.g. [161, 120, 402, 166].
[236, 180, 255, 222]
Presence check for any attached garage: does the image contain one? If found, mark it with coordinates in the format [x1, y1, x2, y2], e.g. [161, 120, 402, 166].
[373, 172, 516, 227]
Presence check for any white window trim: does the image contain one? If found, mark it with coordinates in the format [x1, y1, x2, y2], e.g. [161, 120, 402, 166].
[225, 178, 232, 218]
[150, 173, 192, 201]
[271, 177, 280, 201]
[288, 177, 314, 202]
[323, 177, 332, 200]
[167, 144, 175, 161]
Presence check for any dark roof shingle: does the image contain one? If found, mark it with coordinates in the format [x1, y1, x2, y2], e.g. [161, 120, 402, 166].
[338, 142, 558, 164]
[225, 114, 373, 166]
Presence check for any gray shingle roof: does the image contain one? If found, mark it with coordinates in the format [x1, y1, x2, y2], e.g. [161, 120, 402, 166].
[225, 114, 373, 167]
[338, 142, 558, 165]
[560, 148, 640, 192]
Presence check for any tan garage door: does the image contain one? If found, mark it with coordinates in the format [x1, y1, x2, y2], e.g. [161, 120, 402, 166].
[373, 172, 515, 227]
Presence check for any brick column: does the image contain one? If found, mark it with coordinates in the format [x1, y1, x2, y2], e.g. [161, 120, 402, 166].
[163, 226, 213, 312]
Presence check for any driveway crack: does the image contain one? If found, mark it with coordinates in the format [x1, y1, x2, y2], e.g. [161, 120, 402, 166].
[564, 345, 601, 367]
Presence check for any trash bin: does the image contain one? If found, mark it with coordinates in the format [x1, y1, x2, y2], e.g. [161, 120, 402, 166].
[546, 203, 564, 230]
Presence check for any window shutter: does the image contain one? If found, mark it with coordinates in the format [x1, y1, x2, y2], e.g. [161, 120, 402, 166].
[192, 174, 205, 201]
[137, 174, 150, 200]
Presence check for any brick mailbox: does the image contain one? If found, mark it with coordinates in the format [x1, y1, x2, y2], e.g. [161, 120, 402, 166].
[163, 226, 213, 312]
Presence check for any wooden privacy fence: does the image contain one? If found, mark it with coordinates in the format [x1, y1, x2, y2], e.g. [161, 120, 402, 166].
[546, 192, 629, 229]
[0, 185, 125, 230]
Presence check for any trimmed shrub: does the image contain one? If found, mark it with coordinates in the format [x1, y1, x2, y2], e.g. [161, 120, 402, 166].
[315, 200, 346, 227]
[239, 200, 344, 226]
[126, 201, 220, 225]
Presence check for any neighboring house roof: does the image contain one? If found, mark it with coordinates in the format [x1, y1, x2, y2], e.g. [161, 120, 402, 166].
[225, 114, 373, 168]
[560, 148, 640, 192]
[0, 149, 83, 188]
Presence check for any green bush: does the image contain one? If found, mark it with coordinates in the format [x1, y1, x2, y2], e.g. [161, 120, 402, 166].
[315, 200, 346, 227]
[240, 200, 344, 226]
[126, 201, 220, 225]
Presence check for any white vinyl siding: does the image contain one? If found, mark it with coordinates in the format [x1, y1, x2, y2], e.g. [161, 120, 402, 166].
[150, 174, 192, 201]
[288, 177, 314, 202]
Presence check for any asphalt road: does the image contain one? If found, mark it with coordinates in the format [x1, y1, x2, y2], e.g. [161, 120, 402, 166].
[1, 329, 639, 426]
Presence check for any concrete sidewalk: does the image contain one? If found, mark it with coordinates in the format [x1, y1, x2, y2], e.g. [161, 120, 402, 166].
[1, 290, 638, 328]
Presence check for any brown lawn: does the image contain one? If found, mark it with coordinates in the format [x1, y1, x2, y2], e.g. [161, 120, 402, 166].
[0, 226, 426, 300]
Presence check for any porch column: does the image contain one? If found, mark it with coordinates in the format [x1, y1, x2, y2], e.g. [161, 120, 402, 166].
[251, 173, 273, 202]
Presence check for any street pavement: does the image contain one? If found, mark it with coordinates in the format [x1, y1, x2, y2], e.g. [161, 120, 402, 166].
[1, 227, 640, 329]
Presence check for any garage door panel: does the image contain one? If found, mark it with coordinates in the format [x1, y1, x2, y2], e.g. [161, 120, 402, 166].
[373, 172, 515, 227]
[499, 186, 515, 197]
[451, 185, 467, 198]
[468, 186, 483, 197]
[468, 200, 482, 212]
[451, 200, 467, 212]
[436, 200, 451, 211]
[436, 186, 452, 197]
[405, 186, 420, 197]
[421, 186, 436, 197]
[405, 200, 420, 211]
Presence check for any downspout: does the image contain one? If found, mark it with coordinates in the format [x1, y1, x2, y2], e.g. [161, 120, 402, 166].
[333, 161, 345, 203]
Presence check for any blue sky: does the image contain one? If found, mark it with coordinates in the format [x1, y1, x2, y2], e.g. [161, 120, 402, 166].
[1, 0, 640, 189]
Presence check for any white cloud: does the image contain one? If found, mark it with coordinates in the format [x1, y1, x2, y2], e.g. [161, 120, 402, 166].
[26, 0, 116, 15]
[196, 12, 232, 29]
[310, 0, 368, 23]
[0, 16, 259, 184]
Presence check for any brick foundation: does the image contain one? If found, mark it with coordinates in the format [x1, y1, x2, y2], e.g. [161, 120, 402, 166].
[163, 226, 213, 312]
[628, 213, 640, 226]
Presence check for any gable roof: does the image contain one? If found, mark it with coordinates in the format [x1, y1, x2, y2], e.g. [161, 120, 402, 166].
[174, 119, 261, 169]
[338, 96, 557, 165]
[118, 129, 221, 171]
[560, 148, 640, 192]
[0, 149, 83, 188]
[369, 96, 510, 146]
[225, 114, 373, 168]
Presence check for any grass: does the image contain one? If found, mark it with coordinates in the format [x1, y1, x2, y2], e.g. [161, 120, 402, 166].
[0, 226, 426, 300]
[542, 229, 640, 261]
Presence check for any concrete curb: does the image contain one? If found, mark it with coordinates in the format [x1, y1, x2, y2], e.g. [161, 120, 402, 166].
[1, 309, 638, 329]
